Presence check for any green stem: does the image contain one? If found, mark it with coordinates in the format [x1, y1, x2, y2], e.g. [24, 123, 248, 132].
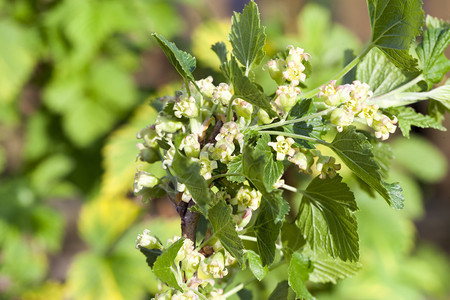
[193, 289, 209, 300]
[239, 235, 283, 250]
[301, 45, 373, 99]
[208, 173, 243, 183]
[252, 107, 334, 131]
[259, 130, 329, 145]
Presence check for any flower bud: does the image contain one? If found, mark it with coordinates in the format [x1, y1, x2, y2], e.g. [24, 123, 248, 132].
[136, 143, 160, 163]
[257, 109, 275, 125]
[198, 252, 228, 279]
[212, 83, 233, 106]
[197, 76, 215, 98]
[155, 116, 183, 134]
[137, 126, 160, 148]
[134, 170, 160, 194]
[179, 134, 201, 158]
[232, 209, 252, 231]
[288, 150, 314, 173]
[135, 229, 162, 250]
[330, 108, 354, 132]
[267, 58, 286, 83]
[232, 98, 253, 119]
[316, 156, 341, 179]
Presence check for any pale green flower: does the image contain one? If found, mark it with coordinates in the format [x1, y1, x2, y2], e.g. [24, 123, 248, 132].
[316, 156, 341, 179]
[135, 229, 162, 250]
[268, 135, 296, 161]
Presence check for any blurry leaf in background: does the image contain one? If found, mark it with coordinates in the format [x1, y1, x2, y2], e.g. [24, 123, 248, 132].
[0, 20, 40, 105]
[78, 197, 139, 254]
[22, 280, 65, 300]
[100, 103, 163, 200]
[192, 19, 231, 70]
[391, 135, 448, 183]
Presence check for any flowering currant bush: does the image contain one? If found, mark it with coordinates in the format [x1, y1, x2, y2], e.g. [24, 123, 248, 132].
[134, 1, 449, 298]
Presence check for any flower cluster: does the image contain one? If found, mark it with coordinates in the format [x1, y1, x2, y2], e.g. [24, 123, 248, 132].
[267, 46, 310, 115]
[319, 80, 398, 140]
[136, 231, 233, 300]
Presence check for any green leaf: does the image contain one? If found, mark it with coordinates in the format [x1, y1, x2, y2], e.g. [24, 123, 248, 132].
[244, 250, 268, 281]
[288, 252, 314, 300]
[367, 0, 424, 71]
[356, 48, 412, 96]
[416, 16, 450, 88]
[211, 41, 228, 65]
[242, 140, 290, 221]
[281, 222, 306, 262]
[302, 246, 361, 284]
[268, 281, 296, 300]
[254, 198, 283, 266]
[171, 150, 211, 215]
[208, 200, 244, 265]
[153, 238, 184, 290]
[227, 155, 246, 183]
[229, 0, 266, 71]
[255, 134, 284, 191]
[289, 98, 326, 149]
[139, 247, 162, 269]
[152, 33, 196, 82]
[230, 57, 277, 118]
[297, 175, 359, 262]
[387, 106, 446, 138]
[329, 126, 404, 209]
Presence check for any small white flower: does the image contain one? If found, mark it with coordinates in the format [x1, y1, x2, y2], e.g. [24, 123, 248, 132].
[232, 186, 262, 211]
[212, 83, 233, 105]
[373, 115, 397, 140]
[316, 156, 341, 179]
[179, 134, 201, 158]
[268, 136, 296, 161]
[174, 95, 199, 118]
[134, 170, 159, 194]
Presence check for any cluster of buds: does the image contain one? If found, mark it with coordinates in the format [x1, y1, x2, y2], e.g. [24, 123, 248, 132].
[319, 80, 398, 140]
[267, 46, 311, 115]
[136, 231, 231, 300]
[229, 185, 262, 230]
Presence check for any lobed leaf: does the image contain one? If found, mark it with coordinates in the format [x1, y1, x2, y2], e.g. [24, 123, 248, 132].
[152, 33, 196, 82]
[296, 175, 359, 261]
[302, 246, 361, 284]
[367, 0, 424, 71]
[416, 16, 450, 88]
[387, 106, 446, 138]
[230, 57, 278, 118]
[139, 247, 162, 269]
[171, 150, 211, 215]
[356, 48, 413, 96]
[281, 222, 306, 262]
[229, 0, 266, 71]
[268, 281, 296, 300]
[208, 200, 244, 265]
[255, 134, 284, 191]
[288, 252, 314, 300]
[152, 238, 184, 290]
[226, 155, 246, 183]
[329, 126, 404, 209]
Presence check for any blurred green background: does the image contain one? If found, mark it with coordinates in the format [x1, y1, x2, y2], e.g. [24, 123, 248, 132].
[0, 0, 449, 299]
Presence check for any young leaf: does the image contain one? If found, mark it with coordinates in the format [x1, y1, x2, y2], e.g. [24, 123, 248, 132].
[212, 41, 231, 80]
[152, 238, 184, 290]
[268, 281, 296, 300]
[139, 247, 162, 269]
[302, 246, 361, 284]
[152, 33, 196, 82]
[296, 175, 359, 262]
[230, 57, 277, 118]
[367, 0, 424, 71]
[356, 48, 412, 96]
[289, 98, 326, 149]
[208, 199, 244, 265]
[329, 126, 404, 209]
[288, 252, 314, 300]
[387, 106, 446, 138]
[171, 150, 211, 215]
[229, 0, 266, 71]
[416, 16, 450, 88]
[244, 250, 268, 281]
[227, 155, 246, 183]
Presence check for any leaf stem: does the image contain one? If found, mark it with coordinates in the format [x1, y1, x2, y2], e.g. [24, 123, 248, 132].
[301, 45, 373, 99]
[208, 173, 244, 183]
[239, 235, 283, 250]
[251, 107, 334, 131]
[367, 74, 425, 106]
[259, 130, 329, 145]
